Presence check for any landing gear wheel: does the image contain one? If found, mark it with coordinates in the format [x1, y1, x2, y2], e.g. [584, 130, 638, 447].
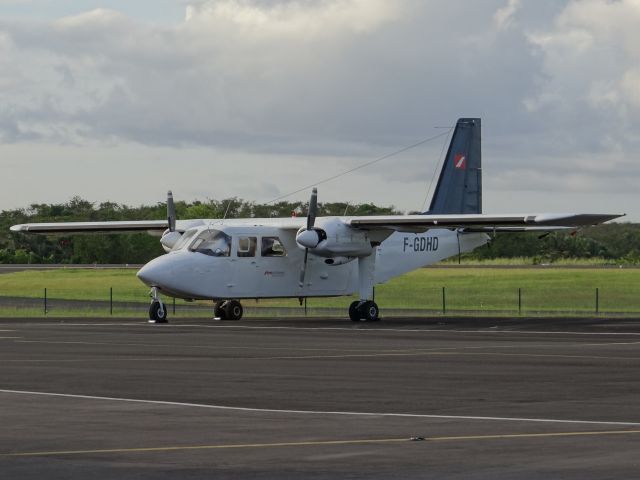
[359, 301, 379, 322]
[349, 301, 361, 322]
[149, 301, 168, 323]
[223, 300, 243, 321]
[214, 301, 227, 320]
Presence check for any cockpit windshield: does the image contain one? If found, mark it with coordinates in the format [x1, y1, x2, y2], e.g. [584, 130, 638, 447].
[188, 229, 231, 257]
[173, 228, 198, 251]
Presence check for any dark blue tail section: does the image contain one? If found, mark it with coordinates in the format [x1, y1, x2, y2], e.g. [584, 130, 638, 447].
[426, 118, 482, 215]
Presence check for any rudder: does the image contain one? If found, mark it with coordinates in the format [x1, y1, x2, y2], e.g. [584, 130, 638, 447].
[426, 118, 482, 214]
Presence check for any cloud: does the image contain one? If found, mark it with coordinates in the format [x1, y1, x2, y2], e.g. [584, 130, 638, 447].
[0, 1, 533, 148]
[493, 0, 521, 30]
[525, 0, 640, 132]
[185, 0, 402, 36]
[0, 0, 637, 217]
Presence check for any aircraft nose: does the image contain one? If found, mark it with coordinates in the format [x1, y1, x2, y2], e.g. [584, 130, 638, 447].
[137, 256, 173, 287]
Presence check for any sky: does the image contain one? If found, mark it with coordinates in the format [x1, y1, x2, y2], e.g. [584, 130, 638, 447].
[0, 0, 637, 220]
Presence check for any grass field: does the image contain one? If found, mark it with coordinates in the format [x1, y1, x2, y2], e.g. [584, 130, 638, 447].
[1, 266, 639, 317]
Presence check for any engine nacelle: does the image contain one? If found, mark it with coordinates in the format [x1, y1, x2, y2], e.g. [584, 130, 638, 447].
[160, 230, 183, 252]
[300, 218, 373, 258]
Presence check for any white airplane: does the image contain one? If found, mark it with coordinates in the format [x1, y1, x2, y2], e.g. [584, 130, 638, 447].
[11, 118, 623, 323]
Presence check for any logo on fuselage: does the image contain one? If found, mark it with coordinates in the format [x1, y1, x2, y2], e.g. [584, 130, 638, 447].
[264, 271, 285, 277]
[403, 236, 439, 253]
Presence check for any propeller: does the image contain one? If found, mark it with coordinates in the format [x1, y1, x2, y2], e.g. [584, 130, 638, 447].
[167, 190, 176, 232]
[160, 190, 181, 252]
[297, 188, 325, 287]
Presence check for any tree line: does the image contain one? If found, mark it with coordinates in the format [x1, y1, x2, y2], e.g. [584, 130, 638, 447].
[1, 197, 637, 264]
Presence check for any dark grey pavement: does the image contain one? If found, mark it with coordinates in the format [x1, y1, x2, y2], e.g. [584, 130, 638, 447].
[1, 316, 640, 478]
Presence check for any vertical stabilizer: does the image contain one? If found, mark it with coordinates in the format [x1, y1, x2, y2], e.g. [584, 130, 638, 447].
[426, 118, 482, 214]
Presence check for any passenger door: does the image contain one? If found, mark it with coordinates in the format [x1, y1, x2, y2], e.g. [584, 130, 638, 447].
[229, 235, 260, 297]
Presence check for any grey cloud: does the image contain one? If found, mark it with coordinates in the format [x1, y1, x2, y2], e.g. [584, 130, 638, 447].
[0, 0, 636, 217]
[0, 1, 542, 149]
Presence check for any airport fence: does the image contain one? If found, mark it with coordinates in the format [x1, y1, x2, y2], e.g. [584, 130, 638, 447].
[1, 284, 639, 318]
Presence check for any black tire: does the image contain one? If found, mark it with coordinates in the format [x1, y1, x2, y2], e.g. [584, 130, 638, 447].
[149, 301, 168, 323]
[224, 300, 243, 321]
[349, 301, 361, 321]
[214, 301, 227, 320]
[359, 301, 379, 322]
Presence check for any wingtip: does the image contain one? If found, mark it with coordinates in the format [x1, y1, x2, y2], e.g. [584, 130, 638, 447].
[608, 213, 626, 222]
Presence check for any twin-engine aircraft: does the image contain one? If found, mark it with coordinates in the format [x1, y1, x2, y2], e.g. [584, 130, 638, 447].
[11, 119, 623, 323]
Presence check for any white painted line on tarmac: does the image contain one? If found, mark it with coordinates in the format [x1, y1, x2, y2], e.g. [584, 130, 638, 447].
[10, 321, 640, 336]
[1, 388, 639, 427]
[14, 338, 640, 360]
[185, 325, 640, 337]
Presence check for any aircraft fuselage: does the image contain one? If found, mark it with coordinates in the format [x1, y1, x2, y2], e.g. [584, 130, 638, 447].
[136, 220, 489, 300]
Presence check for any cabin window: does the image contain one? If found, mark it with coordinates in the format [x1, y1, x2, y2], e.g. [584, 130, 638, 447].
[189, 230, 231, 257]
[237, 237, 257, 257]
[261, 236, 286, 257]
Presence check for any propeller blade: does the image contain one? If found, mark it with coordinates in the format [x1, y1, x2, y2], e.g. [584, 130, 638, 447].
[299, 248, 309, 287]
[307, 187, 318, 230]
[299, 187, 319, 287]
[167, 190, 176, 232]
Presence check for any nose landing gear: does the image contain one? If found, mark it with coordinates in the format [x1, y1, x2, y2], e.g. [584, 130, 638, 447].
[148, 287, 168, 323]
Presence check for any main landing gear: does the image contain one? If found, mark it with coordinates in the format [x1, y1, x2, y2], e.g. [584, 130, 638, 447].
[148, 287, 168, 323]
[349, 300, 380, 322]
[348, 248, 380, 322]
[214, 300, 244, 321]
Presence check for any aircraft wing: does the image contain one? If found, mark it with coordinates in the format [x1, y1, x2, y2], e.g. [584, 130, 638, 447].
[347, 213, 624, 233]
[10, 220, 170, 235]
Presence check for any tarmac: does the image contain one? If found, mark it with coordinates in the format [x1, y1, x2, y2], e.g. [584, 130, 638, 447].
[1, 316, 639, 479]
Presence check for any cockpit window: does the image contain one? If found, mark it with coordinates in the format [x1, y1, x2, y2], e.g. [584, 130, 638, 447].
[189, 230, 231, 257]
[261, 236, 286, 257]
[173, 228, 198, 251]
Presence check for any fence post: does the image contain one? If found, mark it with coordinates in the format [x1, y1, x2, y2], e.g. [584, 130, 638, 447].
[518, 288, 522, 315]
[595, 288, 599, 314]
[44, 288, 47, 316]
[110, 287, 113, 316]
[304, 297, 307, 316]
[173, 297, 176, 315]
[442, 287, 446, 315]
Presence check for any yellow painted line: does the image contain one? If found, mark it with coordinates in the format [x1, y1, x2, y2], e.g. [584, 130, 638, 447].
[245, 351, 639, 361]
[2, 438, 408, 457]
[3, 430, 640, 457]
[427, 429, 640, 442]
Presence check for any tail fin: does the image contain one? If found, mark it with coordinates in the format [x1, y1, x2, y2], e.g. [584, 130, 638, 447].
[426, 118, 482, 214]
